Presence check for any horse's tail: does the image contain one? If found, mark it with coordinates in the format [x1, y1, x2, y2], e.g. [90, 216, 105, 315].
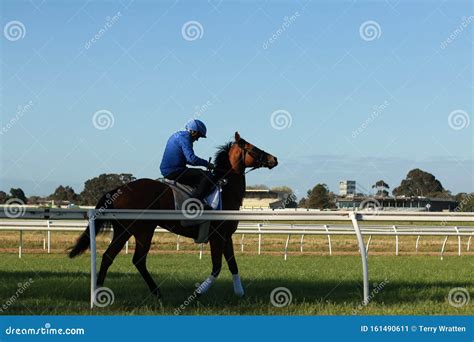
[68, 189, 118, 258]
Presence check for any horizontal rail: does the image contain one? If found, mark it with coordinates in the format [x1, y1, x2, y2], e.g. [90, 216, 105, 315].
[0, 208, 473, 222]
[1, 225, 472, 236]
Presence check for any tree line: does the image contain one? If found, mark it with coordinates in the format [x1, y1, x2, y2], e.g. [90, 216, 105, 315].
[0, 168, 472, 211]
[298, 168, 473, 211]
[0, 173, 135, 207]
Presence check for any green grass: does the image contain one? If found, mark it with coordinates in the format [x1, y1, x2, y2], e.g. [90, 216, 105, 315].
[0, 253, 472, 315]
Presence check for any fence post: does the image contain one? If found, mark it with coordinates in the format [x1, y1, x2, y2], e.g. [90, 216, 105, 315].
[392, 225, 399, 256]
[300, 234, 304, 253]
[125, 241, 129, 254]
[415, 235, 421, 253]
[467, 236, 472, 252]
[440, 236, 449, 261]
[349, 212, 369, 305]
[240, 234, 245, 252]
[199, 243, 203, 260]
[454, 226, 461, 256]
[258, 224, 262, 255]
[284, 234, 291, 261]
[88, 209, 97, 309]
[324, 224, 332, 256]
[19, 230, 23, 259]
[47, 220, 51, 254]
[365, 235, 372, 254]
[176, 236, 180, 251]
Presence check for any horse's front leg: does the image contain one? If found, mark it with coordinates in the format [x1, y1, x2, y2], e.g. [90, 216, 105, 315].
[196, 236, 223, 295]
[224, 237, 244, 297]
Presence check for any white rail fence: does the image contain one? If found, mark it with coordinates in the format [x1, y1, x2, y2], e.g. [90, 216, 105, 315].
[1, 220, 473, 260]
[0, 208, 473, 309]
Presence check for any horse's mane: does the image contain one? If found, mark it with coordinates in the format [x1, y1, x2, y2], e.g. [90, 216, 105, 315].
[214, 142, 233, 174]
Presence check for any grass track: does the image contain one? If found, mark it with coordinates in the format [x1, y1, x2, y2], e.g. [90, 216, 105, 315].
[0, 253, 472, 315]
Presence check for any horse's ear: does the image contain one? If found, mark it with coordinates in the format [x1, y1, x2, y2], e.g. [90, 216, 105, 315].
[235, 131, 241, 142]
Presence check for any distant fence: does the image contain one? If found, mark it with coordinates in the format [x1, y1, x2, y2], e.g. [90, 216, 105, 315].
[1, 220, 473, 261]
[0, 208, 473, 308]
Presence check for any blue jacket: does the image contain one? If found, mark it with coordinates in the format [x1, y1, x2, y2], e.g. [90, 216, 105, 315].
[160, 131, 209, 176]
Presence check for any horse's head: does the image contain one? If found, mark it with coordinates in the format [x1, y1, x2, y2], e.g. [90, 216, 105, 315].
[229, 132, 278, 173]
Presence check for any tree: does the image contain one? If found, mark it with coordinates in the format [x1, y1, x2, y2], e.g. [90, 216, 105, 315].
[246, 184, 269, 190]
[9, 188, 27, 204]
[392, 169, 447, 197]
[372, 180, 389, 197]
[298, 197, 307, 208]
[300, 184, 335, 209]
[27, 196, 43, 205]
[0, 191, 7, 204]
[271, 186, 298, 208]
[454, 193, 474, 212]
[79, 173, 135, 205]
[49, 185, 78, 202]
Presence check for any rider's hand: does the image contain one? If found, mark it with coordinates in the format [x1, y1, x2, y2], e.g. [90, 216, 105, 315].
[208, 162, 215, 170]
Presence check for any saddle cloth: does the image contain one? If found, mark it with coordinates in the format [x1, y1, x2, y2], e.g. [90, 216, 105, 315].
[160, 178, 222, 211]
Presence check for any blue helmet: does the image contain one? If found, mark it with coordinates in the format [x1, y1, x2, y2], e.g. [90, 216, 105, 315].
[185, 119, 207, 138]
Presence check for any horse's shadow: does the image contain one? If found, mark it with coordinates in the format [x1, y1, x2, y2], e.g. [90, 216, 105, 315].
[0, 270, 465, 313]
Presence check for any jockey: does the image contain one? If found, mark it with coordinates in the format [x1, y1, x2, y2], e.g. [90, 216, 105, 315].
[160, 119, 215, 205]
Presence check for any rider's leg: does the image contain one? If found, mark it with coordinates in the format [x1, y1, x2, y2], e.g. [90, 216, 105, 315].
[165, 168, 214, 201]
[191, 171, 214, 200]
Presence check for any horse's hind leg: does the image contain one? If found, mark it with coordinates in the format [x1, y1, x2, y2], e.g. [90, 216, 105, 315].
[132, 226, 161, 298]
[97, 223, 131, 287]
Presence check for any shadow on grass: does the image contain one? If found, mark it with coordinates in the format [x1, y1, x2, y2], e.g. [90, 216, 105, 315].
[0, 269, 469, 315]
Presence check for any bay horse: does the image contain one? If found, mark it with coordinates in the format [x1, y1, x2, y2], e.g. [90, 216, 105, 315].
[69, 132, 278, 299]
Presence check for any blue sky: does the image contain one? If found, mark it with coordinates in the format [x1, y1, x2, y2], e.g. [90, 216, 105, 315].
[0, 0, 472, 198]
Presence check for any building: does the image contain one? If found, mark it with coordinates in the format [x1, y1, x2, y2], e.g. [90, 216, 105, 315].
[336, 196, 458, 212]
[339, 180, 356, 196]
[241, 189, 287, 209]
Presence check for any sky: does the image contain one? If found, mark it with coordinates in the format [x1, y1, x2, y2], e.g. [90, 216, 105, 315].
[0, 0, 473, 199]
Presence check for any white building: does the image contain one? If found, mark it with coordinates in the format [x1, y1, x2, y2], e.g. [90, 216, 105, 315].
[339, 180, 356, 196]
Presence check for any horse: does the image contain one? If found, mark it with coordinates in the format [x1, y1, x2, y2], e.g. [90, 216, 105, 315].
[69, 132, 278, 299]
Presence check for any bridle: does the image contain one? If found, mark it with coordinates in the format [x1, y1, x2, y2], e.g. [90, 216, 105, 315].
[238, 141, 269, 174]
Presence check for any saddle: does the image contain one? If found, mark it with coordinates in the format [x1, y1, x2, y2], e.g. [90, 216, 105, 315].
[159, 178, 224, 244]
